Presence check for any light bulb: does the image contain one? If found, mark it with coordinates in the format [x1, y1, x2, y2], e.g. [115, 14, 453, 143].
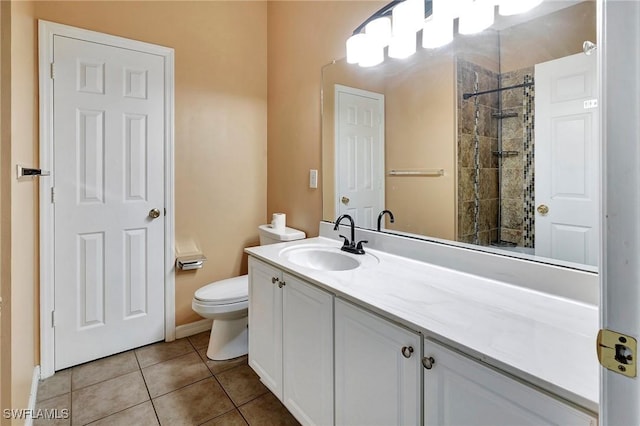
[422, 6, 453, 49]
[358, 36, 384, 67]
[458, 0, 495, 35]
[392, 0, 425, 35]
[346, 33, 366, 64]
[389, 32, 416, 59]
[365, 17, 392, 47]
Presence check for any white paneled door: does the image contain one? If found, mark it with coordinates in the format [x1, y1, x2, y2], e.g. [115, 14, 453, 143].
[53, 35, 165, 369]
[535, 52, 599, 266]
[335, 85, 385, 229]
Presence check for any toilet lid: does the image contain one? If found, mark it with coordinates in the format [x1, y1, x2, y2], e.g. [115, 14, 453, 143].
[194, 275, 248, 304]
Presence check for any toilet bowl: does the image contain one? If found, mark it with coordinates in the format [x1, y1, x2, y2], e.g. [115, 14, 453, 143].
[192, 276, 249, 360]
[192, 224, 305, 360]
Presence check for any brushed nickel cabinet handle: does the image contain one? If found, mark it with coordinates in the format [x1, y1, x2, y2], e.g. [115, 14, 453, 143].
[422, 356, 435, 370]
[401, 346, 414, 358]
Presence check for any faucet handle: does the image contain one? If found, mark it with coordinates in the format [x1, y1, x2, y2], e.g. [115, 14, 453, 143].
[339, 235, 351, 247]
[355, 240, 368, 250]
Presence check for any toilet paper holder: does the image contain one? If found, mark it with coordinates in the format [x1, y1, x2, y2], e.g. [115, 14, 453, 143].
[176, 255, 207, 271]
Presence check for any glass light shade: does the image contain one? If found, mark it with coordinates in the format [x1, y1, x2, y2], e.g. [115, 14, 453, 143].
[388, 32, 417, 59]
[458, 0, 495, 35]
[498, 0, 543, 16]
[346, 33, 366, 64]
[358, 37, 384, 67]
[392, 0, 425, 35]
[422, 16, 453, 48]
[439, 0, 471, 19]
[365, 17, 392, 47]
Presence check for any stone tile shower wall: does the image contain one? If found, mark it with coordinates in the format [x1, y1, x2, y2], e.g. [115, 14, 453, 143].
[457, 59, 499, 245]
[457, 60, 535, 247]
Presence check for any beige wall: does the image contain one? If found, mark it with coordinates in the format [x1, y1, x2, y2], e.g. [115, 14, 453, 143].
[500, 2, 596, 73]
[1, 0, 13, 421]
[3, 0, 268, 410]
[7, 0, 39, 415]
[267, 1, 384, 237]
[385, 55, 456, 239]
[30, 1, 268, 327]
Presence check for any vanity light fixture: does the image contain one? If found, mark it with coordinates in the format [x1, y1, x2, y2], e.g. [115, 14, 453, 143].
[422, 0, 454, 49]
[346, 0, 545, 67]
[458, 0, 495, 35]
[365, 17, 392, 47]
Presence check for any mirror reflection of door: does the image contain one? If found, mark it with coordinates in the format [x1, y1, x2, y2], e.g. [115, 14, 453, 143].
[535, 52, 599, 266]
[335, 85, 385, 229]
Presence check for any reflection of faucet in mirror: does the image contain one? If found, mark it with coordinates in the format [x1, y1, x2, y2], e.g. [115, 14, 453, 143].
[377, 210, 395, 232]
[334, 214, 368, 255]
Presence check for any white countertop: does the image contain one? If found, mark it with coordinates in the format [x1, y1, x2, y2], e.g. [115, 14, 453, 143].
[245, 237, 599, 412]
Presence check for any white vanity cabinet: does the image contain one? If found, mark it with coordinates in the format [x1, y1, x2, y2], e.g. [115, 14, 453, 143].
[335, 298, 422, 426]
[248, 258, 334, 426]
[423, 338, 597, 426]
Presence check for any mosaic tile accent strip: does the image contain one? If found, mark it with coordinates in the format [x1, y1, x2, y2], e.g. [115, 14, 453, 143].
[473, 72, 480, 245]
[523, 73, 535, 248]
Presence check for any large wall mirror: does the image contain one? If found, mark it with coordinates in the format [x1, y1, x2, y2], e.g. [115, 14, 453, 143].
[322, 0, 598, 272]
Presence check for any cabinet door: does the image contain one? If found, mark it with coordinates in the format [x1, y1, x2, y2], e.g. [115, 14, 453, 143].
[248, 258, 283, 398]
[423, 339, 597, 426]
[283, 273, 334, 426]
[335, 298, 421, 426]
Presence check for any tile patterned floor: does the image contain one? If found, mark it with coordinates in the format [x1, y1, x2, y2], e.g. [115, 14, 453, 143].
[35, 332, 301, 426]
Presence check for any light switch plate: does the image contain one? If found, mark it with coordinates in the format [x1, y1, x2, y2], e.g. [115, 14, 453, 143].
[309, 169, 318, 189]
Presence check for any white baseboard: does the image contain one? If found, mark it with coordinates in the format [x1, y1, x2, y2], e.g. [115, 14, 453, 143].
[25, 365, 41, 426]
[175, 318, 212, 339]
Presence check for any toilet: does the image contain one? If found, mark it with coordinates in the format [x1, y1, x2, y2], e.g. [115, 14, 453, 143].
[192, 224, 306, 360]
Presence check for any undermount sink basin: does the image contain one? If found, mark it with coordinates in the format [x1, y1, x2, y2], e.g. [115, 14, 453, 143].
[280, 245, 378, 271]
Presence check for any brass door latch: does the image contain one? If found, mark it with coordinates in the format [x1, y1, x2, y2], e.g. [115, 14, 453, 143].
[597, 329, 637, 378]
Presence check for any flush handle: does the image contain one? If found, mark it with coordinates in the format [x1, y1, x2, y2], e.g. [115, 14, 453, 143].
[537, 204, 549, 215]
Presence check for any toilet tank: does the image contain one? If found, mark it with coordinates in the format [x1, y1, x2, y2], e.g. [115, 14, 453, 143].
[258, 224, 306, 245]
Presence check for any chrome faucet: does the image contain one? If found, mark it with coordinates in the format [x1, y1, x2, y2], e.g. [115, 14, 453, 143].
[377, 209, 395, 232]
[334, 214, 368, 255]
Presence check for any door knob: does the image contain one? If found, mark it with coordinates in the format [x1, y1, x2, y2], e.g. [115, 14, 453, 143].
[537, 204, 549, 215]
[341, 196, 350, 205]
[149, 208, 161, 219]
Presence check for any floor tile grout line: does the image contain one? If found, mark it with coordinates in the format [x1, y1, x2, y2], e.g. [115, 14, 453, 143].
[34, 391, 71, 407]
[133, 348, 162, 426]
[195, 406, 240, 426]
[79, 400, 151, 426]
[135, 340, 198, 369]
[70, 351, 139, 392]
[148, 375, 214, 400]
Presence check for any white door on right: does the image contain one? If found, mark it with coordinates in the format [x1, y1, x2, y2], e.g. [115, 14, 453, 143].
[535, 52, 598, 266]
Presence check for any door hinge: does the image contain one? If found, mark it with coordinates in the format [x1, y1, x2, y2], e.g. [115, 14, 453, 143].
[51, 310, 56, 328]
[50, 187, 55, 203]
[597, 328, 637, 378]
[50, 63, 55, 79]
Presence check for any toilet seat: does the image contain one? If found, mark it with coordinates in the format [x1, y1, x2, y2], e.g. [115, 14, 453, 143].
[194, 275, 248, 305]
